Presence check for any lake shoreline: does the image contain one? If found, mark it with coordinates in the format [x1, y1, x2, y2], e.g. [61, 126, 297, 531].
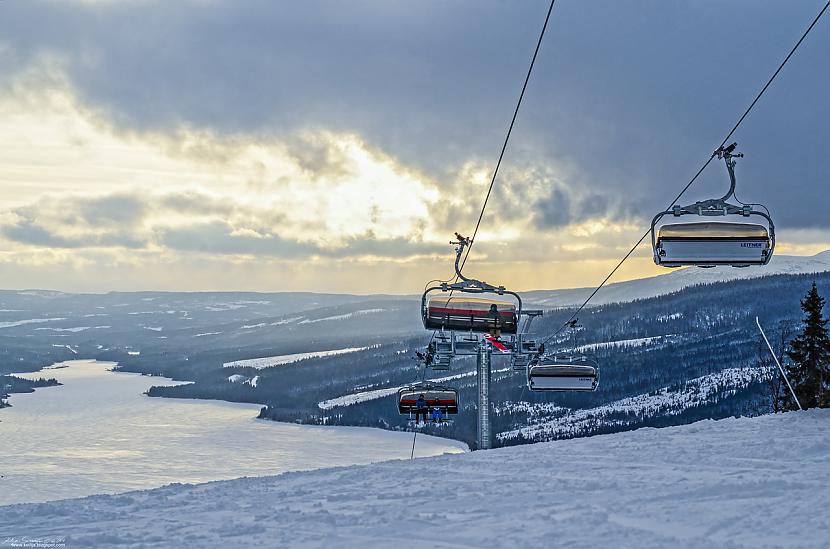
[3, 360, 462, 446]
[5, 356, 467, 448]
[1, 360, 466, 506]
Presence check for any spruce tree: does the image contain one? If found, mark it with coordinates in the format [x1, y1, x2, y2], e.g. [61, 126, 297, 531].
[785, 282, 830, 409]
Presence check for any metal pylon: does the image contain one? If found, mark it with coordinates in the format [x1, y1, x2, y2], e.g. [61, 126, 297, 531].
[476, 341, 492, 450]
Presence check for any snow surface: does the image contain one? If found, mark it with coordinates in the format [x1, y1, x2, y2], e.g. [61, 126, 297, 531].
[271, 316, 303, 325]
[0, 317, 66, 329]
[50, 344, 78, 355]
[35, 325, 111, 332]
[223, 346, 373, 370]
[573, 334, 677, 352]
[1, 410, 827, 548]
[298, 308, 387, 324]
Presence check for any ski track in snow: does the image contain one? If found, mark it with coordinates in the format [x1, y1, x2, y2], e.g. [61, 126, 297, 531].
[42, 325, 113, 333]
[0, 318, 67, 329]
[574, 334, 676, 352]
[0, 410, 827, 548]
[50, 344, 78, 355]
[223, 346, 375, 370]
[298, 308, 387, 324]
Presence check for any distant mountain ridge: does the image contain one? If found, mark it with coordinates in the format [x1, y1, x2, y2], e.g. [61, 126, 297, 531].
[7, 251, 830, 310]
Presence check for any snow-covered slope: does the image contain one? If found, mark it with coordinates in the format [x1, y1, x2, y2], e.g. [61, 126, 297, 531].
[2, 410, 827, 548]
[525, 250, 830, 307]
[498, 367, 763, 442]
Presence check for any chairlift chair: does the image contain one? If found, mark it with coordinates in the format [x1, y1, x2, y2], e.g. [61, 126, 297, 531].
[651, 144, 774, 268]
[527, 355, 599, 392]
[397, 382, 459, 416]
[424, 295, 518, 334]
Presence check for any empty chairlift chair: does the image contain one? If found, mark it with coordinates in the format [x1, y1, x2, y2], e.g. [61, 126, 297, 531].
[528, 356, 599, 392]
[654, 221, 771, 267]
[651, 144, 775, 268]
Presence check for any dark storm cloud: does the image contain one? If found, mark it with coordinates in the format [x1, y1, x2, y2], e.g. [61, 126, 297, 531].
[1, 194, 150, 249]
[77, 194, 147, 228]
[158, 191, 238, 218]
[1, 0, 828, 229]
[0, 192, 442, 259]
[326, 233, 447, 258]
[155, 221, 316, 258]
[535, 187, 573, 228]
[2, 219, 77, 248]
[1, 218, 147, 249]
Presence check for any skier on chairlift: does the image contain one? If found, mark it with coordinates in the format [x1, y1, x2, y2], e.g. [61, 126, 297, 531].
[432, 405, 443, 423]
[414, 394, 428, 424]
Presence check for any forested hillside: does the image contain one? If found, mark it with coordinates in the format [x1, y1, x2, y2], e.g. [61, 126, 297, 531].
[3, 271, 829, 449]
[253, 272, 830, 447]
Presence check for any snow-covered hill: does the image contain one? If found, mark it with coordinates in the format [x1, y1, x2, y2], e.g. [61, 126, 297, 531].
[525, 250, 830, 307]
[2, 410, 827, 548]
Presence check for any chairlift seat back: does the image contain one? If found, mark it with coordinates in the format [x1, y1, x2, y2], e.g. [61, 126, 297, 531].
[528, 361, 598, 392]
[655, 222, 770, 267]
[397, 386, 459, 414]
[424, 296, 518, 334]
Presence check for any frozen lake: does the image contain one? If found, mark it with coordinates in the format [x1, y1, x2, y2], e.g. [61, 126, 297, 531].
[0, 360, 466, 506]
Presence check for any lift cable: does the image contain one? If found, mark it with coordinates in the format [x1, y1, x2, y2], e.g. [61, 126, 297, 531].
[459, 0, 558, 269]
[413, 3, 558, 445]
[423, 0, 558, 355]
[410, 429, 418, 460]
[541, 0, 830, 347]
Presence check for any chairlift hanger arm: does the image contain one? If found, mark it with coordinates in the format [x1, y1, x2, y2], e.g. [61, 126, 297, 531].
[715, 143, 743, 203]
[445, 233, 506, 294]
[520, 309, 543, 334]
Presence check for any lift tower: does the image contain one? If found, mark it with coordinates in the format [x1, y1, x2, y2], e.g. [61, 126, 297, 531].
[476, 340, 492, 449]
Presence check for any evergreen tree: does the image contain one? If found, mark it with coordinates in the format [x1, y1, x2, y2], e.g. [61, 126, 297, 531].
[785, 282, 830, 409]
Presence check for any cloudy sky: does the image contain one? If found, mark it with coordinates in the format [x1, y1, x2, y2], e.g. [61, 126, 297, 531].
[1, 0, 828, 294]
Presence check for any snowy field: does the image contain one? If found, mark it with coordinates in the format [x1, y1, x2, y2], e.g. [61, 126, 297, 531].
[1, 410, 827, 548]
[222, 346, 372, 369]
[574, 334, 676, 352]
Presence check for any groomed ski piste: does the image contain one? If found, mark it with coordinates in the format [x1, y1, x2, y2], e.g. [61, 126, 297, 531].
[2, 410, 828, 548]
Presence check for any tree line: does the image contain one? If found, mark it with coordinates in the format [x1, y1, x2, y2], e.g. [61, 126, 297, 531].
[760, 282, 830, 411]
